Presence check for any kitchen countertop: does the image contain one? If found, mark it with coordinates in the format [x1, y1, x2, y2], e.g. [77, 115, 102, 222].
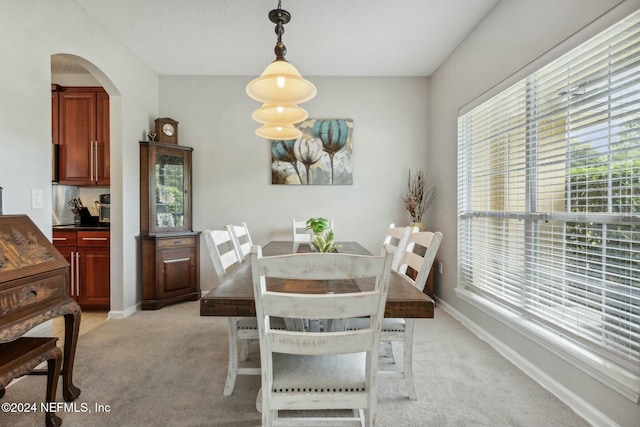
[53, 224, 110, 231]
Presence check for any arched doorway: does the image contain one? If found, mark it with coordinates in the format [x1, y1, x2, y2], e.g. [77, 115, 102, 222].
[51, 54, 124, 319]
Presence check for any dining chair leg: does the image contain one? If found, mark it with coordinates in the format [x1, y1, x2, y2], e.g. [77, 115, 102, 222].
[223, 317, 239, 396]
[352, 408, 365, 426]
[258, 387, 274, 426]
[265, 410, 275, 427]
[239, 338, 250, 361]
[386, 340, 399, 363]
[256, 388, 262, 413]
[364, 407, 372, 427]
[403, 319, 417, 400]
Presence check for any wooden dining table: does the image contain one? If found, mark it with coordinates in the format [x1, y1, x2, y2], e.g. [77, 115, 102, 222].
[199, 241, 434, 319]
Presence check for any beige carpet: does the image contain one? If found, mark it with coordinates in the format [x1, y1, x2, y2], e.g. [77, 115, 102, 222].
[2, 301, 590, 427]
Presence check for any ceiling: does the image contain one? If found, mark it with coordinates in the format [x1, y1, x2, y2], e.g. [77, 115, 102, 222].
[57, 0, 498, 77]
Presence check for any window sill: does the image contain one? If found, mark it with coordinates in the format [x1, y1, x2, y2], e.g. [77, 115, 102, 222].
[456, 286, 640, 404]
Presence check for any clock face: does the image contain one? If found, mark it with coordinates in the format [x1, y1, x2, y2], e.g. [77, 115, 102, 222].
[162, 123, 175, 136]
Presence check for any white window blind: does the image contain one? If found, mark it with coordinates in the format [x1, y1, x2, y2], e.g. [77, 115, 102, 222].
[457, 10, 640, 375]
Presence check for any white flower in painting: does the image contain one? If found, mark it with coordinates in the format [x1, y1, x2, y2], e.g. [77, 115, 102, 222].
[294, 135, 324, 184]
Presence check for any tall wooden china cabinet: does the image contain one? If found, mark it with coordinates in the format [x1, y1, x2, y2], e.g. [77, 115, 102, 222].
[139, 141, 200, 309]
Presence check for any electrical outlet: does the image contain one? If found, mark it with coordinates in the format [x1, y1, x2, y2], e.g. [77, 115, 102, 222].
[31, 189, 43, 209]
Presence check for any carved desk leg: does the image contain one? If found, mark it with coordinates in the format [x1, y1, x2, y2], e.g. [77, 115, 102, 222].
[62, 302, 81, 401]
[46, 347, 63, 427]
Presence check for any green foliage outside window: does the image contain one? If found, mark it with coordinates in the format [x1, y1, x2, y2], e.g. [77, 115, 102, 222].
[566, 119, 640, 288]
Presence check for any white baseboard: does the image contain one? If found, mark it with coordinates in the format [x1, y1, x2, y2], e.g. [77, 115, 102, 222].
[436, 298, 617, 427]
[107, 302, 140, 319]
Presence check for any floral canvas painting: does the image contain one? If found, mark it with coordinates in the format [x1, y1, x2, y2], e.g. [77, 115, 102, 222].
[271, 118, 353, 185]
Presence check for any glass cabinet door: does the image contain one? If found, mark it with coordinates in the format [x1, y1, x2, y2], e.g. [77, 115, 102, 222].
[141, 142, 192, 234]
[155, 151, 185, 230]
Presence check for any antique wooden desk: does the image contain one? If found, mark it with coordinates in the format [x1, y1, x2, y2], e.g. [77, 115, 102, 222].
[200, 241, 434, 319]
[0, 215, 81, 402]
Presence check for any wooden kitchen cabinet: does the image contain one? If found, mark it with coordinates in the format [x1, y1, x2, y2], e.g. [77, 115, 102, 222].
[50, 230, 75, 298]
[139, 141, 200, 309]
[56, 87, 109, 186]
[52, 87, 60, 182]
[51, 87, 59, 145]
[76, 231, 110, 308]
[52, 229, 110, 309]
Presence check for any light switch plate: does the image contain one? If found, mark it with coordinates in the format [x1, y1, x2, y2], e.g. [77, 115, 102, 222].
[31, 189, 43, 209]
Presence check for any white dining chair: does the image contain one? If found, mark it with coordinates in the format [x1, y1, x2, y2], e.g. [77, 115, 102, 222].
[203, 229, 243, 283]
[251, 244, 394, 427]
[292, 218, 311, 243]
[383, 223, 418, 271]
[377, 223, 417, 359]
[203, 228, 260, 396]
[349, 230, 443, 400]
[226, 222, 253, 260]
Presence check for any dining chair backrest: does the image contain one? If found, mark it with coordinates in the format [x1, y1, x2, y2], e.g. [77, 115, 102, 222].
[203, 229, 243, 282]
[397, 231, 443, 292]
[226, 222, 253, 260]
[383, 223, 418, 271]
[250, 244, 395, 426]
[292, 218, 311, 243]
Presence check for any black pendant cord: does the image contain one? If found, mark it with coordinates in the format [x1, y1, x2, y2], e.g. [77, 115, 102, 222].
[269, 0, 291, 61]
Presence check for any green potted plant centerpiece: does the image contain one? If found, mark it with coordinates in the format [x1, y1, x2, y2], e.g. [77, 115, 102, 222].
[305, 217, 337, 253]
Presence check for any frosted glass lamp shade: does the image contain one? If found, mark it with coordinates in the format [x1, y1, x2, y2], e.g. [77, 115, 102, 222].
[246, 60, 316, 105]
[252, 104, 308, 125]
[255, 124, 302, 140]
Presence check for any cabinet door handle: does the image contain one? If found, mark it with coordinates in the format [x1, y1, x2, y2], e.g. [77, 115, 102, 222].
[70, 251, 75, 296]
[75, 252, 80, 296]
[81, 237, 108, 241]
[172, 239, 182, 245]
[90, 140, 94, 182]
[53, 237, 67, 241]
[95, 141, 99, 182]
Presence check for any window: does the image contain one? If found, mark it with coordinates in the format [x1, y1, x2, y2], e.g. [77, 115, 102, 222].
[457, 10, 639, 394]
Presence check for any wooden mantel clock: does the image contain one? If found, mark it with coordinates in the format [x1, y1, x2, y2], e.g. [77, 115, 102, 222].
[155, 117, 178, 145]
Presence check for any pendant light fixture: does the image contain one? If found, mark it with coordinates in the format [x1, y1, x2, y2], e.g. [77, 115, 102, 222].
[246, 0, 316, 140]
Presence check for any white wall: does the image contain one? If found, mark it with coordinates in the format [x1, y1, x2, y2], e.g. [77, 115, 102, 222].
[160, 75, 430, 289]
[428, 0, 640, 426]
[0, 0, 159, 317]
